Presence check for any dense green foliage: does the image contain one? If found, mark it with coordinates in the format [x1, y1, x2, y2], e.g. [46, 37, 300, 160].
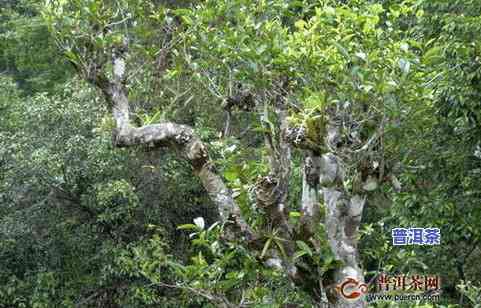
[1, 0, 480, 307]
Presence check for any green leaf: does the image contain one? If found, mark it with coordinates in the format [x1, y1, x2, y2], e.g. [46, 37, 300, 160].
[294, 19, 306, 30]
[177, 224, 198, 230]
[261, 238, 272, 259]
[289, 211, 301, 218]
[296, 240, 312, 257]
[173, 8, 191, 16]
[143, 110, 162, 125]
[423, 46, 443, 65]
[333, 42, 350, 60]
[294, 251, 307, 260]
[224, 169, 238, 182]
[274, 239, 287, 258]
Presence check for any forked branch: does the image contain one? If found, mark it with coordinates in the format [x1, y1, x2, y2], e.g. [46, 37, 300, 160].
[83, 46, 253, 238]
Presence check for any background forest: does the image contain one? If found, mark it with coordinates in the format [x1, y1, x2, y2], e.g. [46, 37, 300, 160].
[1, 0, 480, 307]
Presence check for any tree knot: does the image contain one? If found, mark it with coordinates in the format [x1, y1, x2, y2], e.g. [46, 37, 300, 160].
[175, 130, 192, 144]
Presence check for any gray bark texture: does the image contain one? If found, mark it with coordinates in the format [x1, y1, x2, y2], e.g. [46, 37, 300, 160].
[300, 151, 321, 240]
[321, 124, 367, 308]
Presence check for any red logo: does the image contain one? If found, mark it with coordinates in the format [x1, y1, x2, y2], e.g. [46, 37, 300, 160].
[336, 277, 368, 300]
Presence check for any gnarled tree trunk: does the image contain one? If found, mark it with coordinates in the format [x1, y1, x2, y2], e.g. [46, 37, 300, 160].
[321, 124, 367, 308]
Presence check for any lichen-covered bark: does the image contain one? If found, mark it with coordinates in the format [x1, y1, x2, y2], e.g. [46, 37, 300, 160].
[300, 151, 321, 239]
[255, 95, 302, 286]
[256, 101, 292, 237]
[321, 125, 367, 308]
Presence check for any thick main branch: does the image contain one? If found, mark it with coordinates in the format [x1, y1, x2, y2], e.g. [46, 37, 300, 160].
[89, 53, 253, 238]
